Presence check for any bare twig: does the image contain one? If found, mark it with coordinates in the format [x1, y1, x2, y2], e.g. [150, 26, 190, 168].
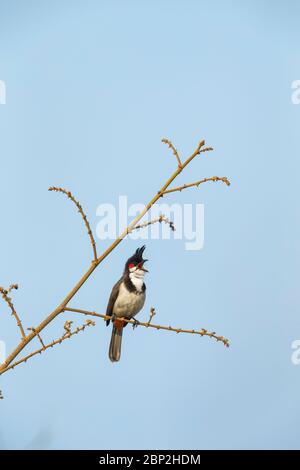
[162, 176, 230, 196]
[200, 146, 214, 153]
[63, 320, 73, 336]
[27, 327, 46, 349]
[63, 307, 230, 348]
[162, 138, 182, 167]
[0, 390, 3, 399]
[0, 285, 26, 339]
[191, 139, 206, 157]
[2, 319, 95, 373]
[147, 307, 156, 325]
[48, 187, 97, 261]
[132, 214, 175, 232]
[193, 141, 213, 156]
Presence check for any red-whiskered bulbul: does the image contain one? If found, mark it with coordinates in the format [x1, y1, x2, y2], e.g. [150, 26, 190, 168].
[106, 246, 148, 362]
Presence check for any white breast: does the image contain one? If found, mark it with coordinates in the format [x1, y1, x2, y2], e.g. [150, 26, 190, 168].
[129, 270, 145, 292]
[113, 283, 145, 319]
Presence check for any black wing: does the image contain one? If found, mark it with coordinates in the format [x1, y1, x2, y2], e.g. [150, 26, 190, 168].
[105, 278, 122, 326]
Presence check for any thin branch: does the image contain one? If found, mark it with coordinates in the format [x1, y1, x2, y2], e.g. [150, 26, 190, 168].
[185, 139, 206, 163]
[27, 327, 46, 349]
[193, 140, 213, 156]
[161, 176, 230, 196]
[200, 146, 214, 154]
[48, 187, 97, 261]
[162, 138, 182, 167]
[131, 214, 175, 232]
[2, 319, 95, 374]
[63, 320, 73, 336]
[0, 285, 26, 339]
[147, 307, 156, 325]
[63, 307, 230, 348]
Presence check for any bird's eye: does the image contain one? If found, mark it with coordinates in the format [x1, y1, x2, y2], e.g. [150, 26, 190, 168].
[128, 263, 135, 269]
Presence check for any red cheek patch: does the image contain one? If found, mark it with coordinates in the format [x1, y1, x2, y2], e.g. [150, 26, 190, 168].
[128, 263, 135, 269]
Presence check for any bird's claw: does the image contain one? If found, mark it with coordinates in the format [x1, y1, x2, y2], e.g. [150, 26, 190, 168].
[132, 318, 140, 329]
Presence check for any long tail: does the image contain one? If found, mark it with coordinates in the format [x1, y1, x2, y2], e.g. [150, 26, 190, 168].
[109, 323, 123, 362]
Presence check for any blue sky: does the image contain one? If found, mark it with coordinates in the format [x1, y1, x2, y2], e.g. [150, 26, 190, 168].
[0, 0, 300, 449]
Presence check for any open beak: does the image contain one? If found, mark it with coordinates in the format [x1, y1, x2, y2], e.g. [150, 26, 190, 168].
[140, 261, 149, 272]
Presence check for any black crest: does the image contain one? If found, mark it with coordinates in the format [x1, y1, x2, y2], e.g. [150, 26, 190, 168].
[124, 245, 147, 271]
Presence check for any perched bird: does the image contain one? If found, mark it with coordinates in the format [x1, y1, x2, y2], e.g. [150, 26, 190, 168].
[106, 246, 148, 362]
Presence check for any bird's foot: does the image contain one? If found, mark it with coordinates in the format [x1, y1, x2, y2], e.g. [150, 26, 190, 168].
[132, 318, 140, 329]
